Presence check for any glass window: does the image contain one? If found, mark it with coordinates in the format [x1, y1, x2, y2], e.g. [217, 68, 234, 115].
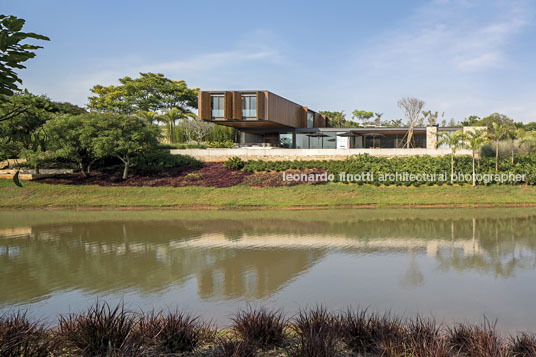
[211, 96, 224, 118]
[242, 95, 256, 118]
[279, 133, 293, 148]
[307, 112, 314, 128]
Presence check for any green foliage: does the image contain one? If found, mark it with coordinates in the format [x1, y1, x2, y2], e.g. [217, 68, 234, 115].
[44, 114, 99, 175]
[88, 72, 198, 115]
[0, 92, 56, 163]
[132, 151, 201, 175]
[480, 143, 495, 158]
[208, 140, 234, 148]
[352, 109, 374, 126]
[242, 153, 536, 186]
[90, 114, 161, 179]
[169, 143, 208, 149]
[205, 124, 235, 142]
[478, 113, 514, 129]
[224, 156, 245, 170]
[0, 15, 49, 101]
[320, 110, 347, 128]
[0, 92, 86, 161]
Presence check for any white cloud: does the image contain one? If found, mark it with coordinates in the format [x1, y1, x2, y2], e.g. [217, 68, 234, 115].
[364, 0, 530, 73]
[330, 0, 536, 122]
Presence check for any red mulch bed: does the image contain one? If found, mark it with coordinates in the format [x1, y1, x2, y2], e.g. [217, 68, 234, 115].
[37, 163, 252, 188]
[36, 164, 329, 188]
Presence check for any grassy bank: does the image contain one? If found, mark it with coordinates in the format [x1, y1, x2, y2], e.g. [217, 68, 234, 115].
[1, 179, 536, 208]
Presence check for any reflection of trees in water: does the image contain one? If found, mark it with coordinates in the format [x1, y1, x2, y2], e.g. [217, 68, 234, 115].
[1, 213, 536, 305]
[0, 222, 325, 305]
[401, 248, 424, 288]
[434, 216, 536, 278]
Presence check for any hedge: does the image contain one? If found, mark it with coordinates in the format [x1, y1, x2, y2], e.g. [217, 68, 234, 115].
[242, 153, 536, 186]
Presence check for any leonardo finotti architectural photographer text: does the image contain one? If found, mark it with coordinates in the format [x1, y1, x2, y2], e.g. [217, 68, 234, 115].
[282, 172, 526, 184]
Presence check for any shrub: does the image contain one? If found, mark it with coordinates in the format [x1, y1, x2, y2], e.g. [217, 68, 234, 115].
[447, 320, 505, 357]
[510, 333, 536, 356]
[339, 309, 406, 355]
[208, 140, 235, 148]
[231, 307, 287, 348]
[137, 310, 212, 354]
[0, 312, 57, 357]
[404, 317, 450, 357]
[58, 302, 141, 356]
[224, 156, 245, 170]
[214, 336, 257, 357]
[241, 153, 536, 186]
[132, 150, 202, 175]
[289, 307, 339, 357]
[170, 143, 209, 149]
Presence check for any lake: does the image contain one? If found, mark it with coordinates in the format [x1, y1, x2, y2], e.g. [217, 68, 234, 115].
[1, 208, 535, 332]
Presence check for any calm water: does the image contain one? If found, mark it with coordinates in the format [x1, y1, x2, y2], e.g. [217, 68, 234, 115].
[1, 208, 536, 332]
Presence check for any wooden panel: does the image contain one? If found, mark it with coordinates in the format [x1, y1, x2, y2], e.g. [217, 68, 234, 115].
[232, 91, 242, 120]
[198, 91, 211, 121]
[265, 91, 305, 128]
[314, 113, 327, 128]
[209, 120, 289, 129]
[256, 91, 265, 120]
[224, 92, 233, 120]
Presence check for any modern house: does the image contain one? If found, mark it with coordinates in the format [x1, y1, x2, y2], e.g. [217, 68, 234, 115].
[198, 90, 479, 150]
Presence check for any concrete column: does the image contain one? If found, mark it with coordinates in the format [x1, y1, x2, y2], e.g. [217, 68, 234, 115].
[426, 126, 438, 149]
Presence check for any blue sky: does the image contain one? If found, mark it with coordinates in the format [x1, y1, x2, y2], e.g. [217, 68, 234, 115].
[4, 0, 536, 122]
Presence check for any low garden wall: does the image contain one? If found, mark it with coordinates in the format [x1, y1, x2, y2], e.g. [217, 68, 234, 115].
[0, 169, 74, 180]
[170, 148, 472, 162]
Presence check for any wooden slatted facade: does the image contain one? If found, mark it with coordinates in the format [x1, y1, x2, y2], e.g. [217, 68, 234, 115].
[198, 90, 327, 129]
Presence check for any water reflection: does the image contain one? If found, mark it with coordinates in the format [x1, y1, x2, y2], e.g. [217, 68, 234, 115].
[1, 209, 536, 329]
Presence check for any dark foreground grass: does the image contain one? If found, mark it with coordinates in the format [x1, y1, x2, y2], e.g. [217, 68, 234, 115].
[2, 179, 536, 208]
[2, 303, 536, 356]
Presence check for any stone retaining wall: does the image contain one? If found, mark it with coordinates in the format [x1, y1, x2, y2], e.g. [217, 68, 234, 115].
[170, 148, 472, 162]
[0, 169, 74, 180]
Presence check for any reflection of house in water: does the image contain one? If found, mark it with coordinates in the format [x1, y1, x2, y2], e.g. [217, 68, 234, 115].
[1, 215, 536, 306]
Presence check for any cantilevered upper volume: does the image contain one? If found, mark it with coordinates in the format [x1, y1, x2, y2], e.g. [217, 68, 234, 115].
[198, 90, 329, 129]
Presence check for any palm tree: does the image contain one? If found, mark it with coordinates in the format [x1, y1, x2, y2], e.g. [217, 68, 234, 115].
[463, 129, 487, 187]
[436, 130, 464, 184]
[137, 111, 158, 125]
[161, 108, 194, 144]
[488, 122, 514, 173]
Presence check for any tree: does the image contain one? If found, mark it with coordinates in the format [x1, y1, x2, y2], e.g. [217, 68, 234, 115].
[436, 130, 464, 184]
[421, 110, 439, 126]
[479, 113, 513, 130]
[463, 129, 487, 187]
[319, 110, 346, 128]
[91, 114, 160, 179]
[0, 92, 56, 170]
[0, 15, 49, 102]
[88, 73, 198, 115]
[352, 109, 374, 126]
[180, 117, 214, 144]
[460, 115, 480, 126]
[160, 107, 194, 144]
[488, 122, 514, 173]
[398, 97, 424, 148]
[373, 112, 383, 126]
[44, 114, 99, 176]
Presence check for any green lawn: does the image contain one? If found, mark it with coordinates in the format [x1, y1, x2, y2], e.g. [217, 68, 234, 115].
[1, 179, 536, 208]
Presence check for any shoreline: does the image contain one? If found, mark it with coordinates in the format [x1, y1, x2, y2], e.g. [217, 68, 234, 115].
[2, 202, 536, 210]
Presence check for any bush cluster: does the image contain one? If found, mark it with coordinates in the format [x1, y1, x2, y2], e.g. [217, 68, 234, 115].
[208, 140, 235, 148]
[224, 156, 245, 170]
[242, 153, 536, 186]
[2, 303, 536, 356]
[132, 150, 202, 175]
